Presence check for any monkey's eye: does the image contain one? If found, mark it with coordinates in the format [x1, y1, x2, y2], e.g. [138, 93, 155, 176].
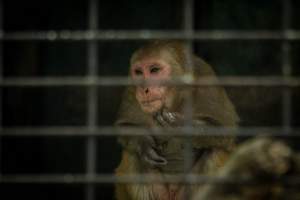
[134, 69, 143, 76]
[150, 67, 161, 74]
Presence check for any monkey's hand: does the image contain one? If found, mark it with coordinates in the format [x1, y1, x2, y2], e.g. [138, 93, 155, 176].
[137, 135, 168, 167]
[154, 108, 207, 127]
[119, 135, 167, 167]
[154, 109, 185, 127]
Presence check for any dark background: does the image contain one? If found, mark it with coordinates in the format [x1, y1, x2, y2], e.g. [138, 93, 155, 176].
[1, 0, 300, 199]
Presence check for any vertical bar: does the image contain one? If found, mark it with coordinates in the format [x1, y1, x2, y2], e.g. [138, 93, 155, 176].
[183, 0, 194, 32]
[182, 0, 194, 199]
[0, 0, 3, 174]
[281, 0, 292, 134]
[182, 0, 194, 61]
[86, 0, 98, 200]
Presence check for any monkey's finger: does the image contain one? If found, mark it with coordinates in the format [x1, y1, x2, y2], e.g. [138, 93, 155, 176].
[146, 148, 167, 166]
[162, 111, 178, 124]
[144, 156, 167, 167]
[155, 113, 170, 127]
[162, 110, 184, 126]
[144, 135, 156, 148]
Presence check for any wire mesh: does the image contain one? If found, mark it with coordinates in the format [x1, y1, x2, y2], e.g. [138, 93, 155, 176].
[0, 2, 300, 200]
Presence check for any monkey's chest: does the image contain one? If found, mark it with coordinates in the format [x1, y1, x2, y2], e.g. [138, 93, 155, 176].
[156, 137, 189, 173]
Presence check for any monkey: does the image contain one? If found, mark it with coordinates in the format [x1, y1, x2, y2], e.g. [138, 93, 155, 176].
[193, 137, 300, 200]
[114, 40, 239, 200]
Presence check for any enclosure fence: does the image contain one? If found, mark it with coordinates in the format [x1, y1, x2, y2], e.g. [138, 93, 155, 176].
[1, 0, 300, 200]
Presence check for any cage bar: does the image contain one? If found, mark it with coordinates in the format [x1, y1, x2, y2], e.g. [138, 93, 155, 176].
[0, 0, 3, 174]
[0, 126, 300, 137]
[1, 30, 300, 41]
[86, 0, 99, 199]
[183, 0, 194, 32]
[182, 3, 194, 198]
[281, 0, 292, 134]
[1, 173, 300, 184]
[0, 76, 300, 87]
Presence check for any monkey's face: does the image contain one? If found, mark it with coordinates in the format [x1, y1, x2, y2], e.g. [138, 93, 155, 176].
[131, 58, 173, 114]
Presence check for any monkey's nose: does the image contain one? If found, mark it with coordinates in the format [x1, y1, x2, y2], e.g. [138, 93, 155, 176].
[145, 88, 149, 94]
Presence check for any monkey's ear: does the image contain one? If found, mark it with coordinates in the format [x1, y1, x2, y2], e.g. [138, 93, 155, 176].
[192, 55, 218, 77]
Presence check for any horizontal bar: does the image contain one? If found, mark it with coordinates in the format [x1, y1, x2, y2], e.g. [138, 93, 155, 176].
[1, 76, 300, 87]
[1, 174, 299, 184]
[1, 30, 300, 41]
[1, 126, 300, 137]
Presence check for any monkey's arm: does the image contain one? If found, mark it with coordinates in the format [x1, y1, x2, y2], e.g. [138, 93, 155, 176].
[154, 109, 235, 149]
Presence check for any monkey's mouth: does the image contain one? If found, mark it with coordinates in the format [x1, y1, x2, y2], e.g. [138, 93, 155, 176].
[141, 99, 161, 105]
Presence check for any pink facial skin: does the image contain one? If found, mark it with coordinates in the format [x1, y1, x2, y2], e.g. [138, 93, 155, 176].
[131, 58, 172, 114]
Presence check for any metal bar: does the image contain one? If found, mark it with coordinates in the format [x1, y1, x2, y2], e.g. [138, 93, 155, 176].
[0, 0, 3, 174]
[182, 4, 194, 199]
[1, 76, 300, 87]
[86, 0, 98, 199]
[183, 0, 194, 32]
[1, 126, 300, 137]
[1, 174, 300, 185]
[281, 0, 292, 134]
[1, 30, 300, 41]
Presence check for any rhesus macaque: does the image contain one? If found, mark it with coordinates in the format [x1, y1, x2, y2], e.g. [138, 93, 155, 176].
[115, 40, 239, 200]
